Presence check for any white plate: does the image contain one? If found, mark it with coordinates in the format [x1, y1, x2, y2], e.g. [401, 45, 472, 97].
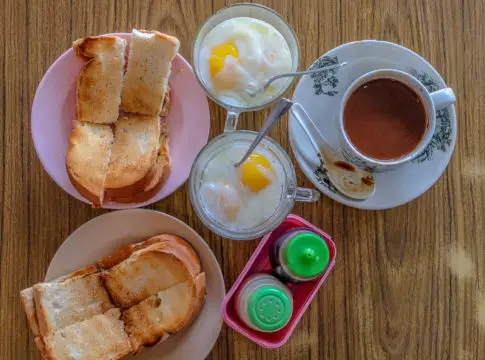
[46, 209, 225, 360]
[289, 40, 457, 210]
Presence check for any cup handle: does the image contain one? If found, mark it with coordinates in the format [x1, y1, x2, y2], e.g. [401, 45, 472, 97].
[430, 88, 456, 110]
[224, 111, 240, 133]
[295, 187, 321, 202]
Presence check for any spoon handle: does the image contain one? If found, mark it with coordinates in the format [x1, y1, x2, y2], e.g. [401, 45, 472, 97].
[264, 62, 347, 91]
[233, 98, 293, 168]
[289, 102, 338, 163]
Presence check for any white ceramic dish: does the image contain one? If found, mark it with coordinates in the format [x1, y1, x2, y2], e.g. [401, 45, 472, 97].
[45, 209, 225, 360]
[289, 40, 457, 210]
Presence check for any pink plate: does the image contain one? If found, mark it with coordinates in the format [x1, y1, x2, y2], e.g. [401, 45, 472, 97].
[31, 33, 210, 209]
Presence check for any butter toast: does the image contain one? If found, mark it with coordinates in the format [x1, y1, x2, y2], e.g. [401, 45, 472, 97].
[123, 273, 206, 354]
[73, 35, 126, 124]
[104, 115, 160, 200]
[101, 238, 200, 308]
[43, 308, 132, 360]
[33, 272, 114, 337]
[120, 29, 179, 116]
[66, 121, 113, 207]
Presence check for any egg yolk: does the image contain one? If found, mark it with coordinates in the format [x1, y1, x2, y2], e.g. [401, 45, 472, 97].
[240, 153, 273, 192]
[209, 42, 239, 78]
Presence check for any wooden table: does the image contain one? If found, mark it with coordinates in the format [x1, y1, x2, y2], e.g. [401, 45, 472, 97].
[1, 0, 483, 359]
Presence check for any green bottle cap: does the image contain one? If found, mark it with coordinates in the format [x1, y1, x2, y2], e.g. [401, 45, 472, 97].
[248, 286, 292, 331]
[284, 233, 329, 278]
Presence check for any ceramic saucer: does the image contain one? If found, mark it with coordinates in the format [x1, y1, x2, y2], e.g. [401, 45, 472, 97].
[288, 40, 457, 210]
[31, 33, 210, 209]
[46, 209, 225, 360]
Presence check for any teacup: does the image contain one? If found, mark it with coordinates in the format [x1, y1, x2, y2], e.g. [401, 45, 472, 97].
[192, 3, 300, 130]
[339, 69, 456, 172]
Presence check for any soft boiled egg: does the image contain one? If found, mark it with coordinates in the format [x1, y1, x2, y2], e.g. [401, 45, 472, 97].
[200, 180, 246, 222]
[200, 146, 283, 229]
[239, 153, 273, 192]
[199, 17, 293, 106]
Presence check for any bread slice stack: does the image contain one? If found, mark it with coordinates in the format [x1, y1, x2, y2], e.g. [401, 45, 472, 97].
[66, 29, 180, 207]
[21, 235, 206, 360]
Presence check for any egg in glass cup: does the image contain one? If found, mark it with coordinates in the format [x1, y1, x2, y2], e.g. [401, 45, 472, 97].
[189, 131, 320, 241]
[192, 3, 300, 130]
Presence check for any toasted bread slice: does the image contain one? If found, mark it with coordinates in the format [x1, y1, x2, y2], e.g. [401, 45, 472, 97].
[97, 237, 164, 271]
[66, 121, 113, 207]
[97, 234, 199, 275]
[19, 288, 48, 358]
[20, 265, 99, 337]
[43, 308, 132, 360]
[101, 239, 199, 308]
[146, 234, 201, 278]
[22, 266, 99, 359]
[123, 273, 206, 354]
[189, 272, 207, 324]
[20, 287, 41, 336]
[33, 272, 114, 337]
[109, 121, 171, 203]
[104, 115, 160, 200]
[21, 265, 108, 359]
[120, 29, 180, 116]
[73, 36, 126, 124]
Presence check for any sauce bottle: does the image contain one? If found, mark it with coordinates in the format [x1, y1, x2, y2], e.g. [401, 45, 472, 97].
[270, 229, 330, 282]
[235, 274, 293, 332]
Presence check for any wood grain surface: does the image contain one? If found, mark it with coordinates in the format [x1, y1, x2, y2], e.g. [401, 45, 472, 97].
[1, 0, 483, 359]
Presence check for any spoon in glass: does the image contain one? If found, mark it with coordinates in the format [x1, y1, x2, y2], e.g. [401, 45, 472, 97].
[289, 102, 376, 200]
[247, 62, 347, 97]
[233, 98, 293, 168]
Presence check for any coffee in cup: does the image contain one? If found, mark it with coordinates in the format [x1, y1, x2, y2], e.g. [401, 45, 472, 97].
[343, 78, 428, 160]
[339, 69, 456, 172]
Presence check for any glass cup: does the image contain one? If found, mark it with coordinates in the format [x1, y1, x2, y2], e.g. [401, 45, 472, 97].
[189, 130, 320, 240]
[192, 3, 300, 130]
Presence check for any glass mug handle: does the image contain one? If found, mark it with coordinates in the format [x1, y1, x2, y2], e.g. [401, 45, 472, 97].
[295, 187, 321, 202]
[224, 111, 240, 133]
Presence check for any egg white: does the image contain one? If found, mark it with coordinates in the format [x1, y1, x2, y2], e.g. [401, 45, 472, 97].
[200, 145, 283, 230]
[199, 17, 293, 107]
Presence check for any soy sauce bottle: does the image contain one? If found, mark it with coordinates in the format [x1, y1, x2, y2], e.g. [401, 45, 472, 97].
[270, 229, 330, 282]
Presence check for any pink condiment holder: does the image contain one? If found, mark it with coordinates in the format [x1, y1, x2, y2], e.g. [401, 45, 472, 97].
[221, 214, 337, 348]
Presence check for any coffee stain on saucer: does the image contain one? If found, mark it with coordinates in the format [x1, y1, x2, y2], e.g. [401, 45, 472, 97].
[334, 161, 355, 172]
[361, 174, 375, 186]
[447, 245, 475, 281]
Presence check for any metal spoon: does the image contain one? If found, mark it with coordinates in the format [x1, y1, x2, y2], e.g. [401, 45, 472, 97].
[233, 98, 293, 168]
[289, 102, 376, 200]
[247, 62, 347, 97]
